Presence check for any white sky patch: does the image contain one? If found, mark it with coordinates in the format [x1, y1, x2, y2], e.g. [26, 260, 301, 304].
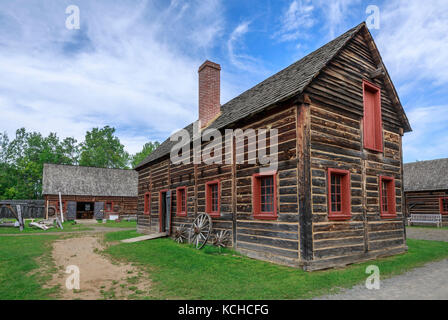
[0, 0, 228, 155]
[403, 105, 448, 162]
[376, 0, 448, 89]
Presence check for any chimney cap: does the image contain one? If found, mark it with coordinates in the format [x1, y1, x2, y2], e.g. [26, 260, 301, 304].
[198, 60, 221, 72]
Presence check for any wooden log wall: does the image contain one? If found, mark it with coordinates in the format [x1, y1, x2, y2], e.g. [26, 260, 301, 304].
[405, 190, 448, 225]
[45, 195, 137, 217]
[304, 29, 407, 269]
[136, 27, 409, 269]
[233, 105, 300, 267]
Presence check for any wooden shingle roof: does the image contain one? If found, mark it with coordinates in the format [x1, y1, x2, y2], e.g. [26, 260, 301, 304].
[42, 163, 138, 197]
[404, 158, 448, 192]
[135, 22, 410, 169]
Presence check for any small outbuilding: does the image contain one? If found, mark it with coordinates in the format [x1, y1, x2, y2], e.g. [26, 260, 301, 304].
[42, 163, 138, 220]
[404, 158, 448, 226]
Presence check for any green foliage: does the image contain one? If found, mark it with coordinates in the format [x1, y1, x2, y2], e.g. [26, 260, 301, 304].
[0, 129, 79, 200]
[105, 238, 448, 299]
[131, 141, 160, 168]
[79, 126, 130, 169]
[0, 126, 159, 200]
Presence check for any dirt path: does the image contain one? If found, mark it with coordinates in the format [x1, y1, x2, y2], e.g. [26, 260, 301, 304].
[47, 235, 151, 300]
[406, 227, 448, 242]
[0, 227, 134, 237]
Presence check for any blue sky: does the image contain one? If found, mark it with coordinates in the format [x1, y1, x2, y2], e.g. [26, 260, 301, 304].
[0, 0, 447, 163]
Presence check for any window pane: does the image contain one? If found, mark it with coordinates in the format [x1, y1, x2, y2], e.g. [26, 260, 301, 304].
[331, 174, 342, 212]
[261, 176, 274, 213]
[382, 180, 388, 213]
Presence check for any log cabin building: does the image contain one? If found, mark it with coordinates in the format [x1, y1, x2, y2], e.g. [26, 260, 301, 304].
[404, 158, 448, 226]
[42, 163, 138, 220]
[135, 22, 412, 270]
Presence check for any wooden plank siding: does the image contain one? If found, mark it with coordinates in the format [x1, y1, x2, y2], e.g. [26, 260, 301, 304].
[405, 190, 448, 225]
[45, 195, 137, 217]
[302, 30, 407, 269]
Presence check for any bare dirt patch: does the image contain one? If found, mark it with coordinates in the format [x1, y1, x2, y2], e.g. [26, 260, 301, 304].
[48, 235, 151, 300]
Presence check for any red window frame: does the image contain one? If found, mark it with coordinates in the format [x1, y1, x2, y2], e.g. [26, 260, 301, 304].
[205, 180, 220, 217]
[56, 201, 67, 213]
[327, 168, 351, 220]
[252, 171, 278, 220]
[105, 201, 114, 212]
[439, 197, 448, 215]
[363, 80, 383, 152]
[144, 192, 151, 215]
[379, 176, 396, 218]
[176, 187, 187, 217]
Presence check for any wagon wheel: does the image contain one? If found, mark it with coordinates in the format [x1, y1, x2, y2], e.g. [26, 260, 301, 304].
[174, 224, 188, 243]
[188, 213, 212, 249]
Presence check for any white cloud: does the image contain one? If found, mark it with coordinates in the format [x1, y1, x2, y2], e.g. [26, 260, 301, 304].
[376, 0, 448, 89]
[403, 105, 448, 162]
[274, 0, 315, 42]
[0, 0, 226, 154]
[227, 21, 267, 74]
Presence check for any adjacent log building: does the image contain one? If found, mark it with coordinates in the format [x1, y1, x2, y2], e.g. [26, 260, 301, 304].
[404, 158, 448, 225]
[135, 22, 412, 270]
[42, 164, 138, 220]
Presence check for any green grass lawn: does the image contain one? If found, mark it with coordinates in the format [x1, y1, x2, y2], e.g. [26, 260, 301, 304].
[97, 220, 137, 229]
[0, 221, 93, 234]
[105, 233, 448, 299]
[0, 235, 60, 299]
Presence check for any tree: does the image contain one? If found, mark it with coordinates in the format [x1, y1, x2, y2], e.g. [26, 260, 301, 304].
[131, 141, 160, 168]
[0, 128, 79, 200]
[79, 126, 130, 169]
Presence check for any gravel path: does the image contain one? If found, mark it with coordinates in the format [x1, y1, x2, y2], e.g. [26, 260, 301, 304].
[406, 227, 448, 242]
[317, 227, 448, 300]
[316, 259, 448, 300]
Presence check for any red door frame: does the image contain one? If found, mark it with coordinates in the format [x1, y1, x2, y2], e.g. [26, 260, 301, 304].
[158, 189, 169, 232]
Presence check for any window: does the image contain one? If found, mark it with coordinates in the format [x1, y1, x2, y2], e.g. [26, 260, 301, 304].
[327, 168, 351, 220]
[105, 201, 113, 212]
[144, 192, 151, 215]
[56, 201, 67, 213]
[205, 180, 220, 217]
[379, 176, 396, 217]
[252, 172, 277, 220]
[176, 187, 187, 216]
[363, 80, 383, 152]
[440, 197, 448, 215]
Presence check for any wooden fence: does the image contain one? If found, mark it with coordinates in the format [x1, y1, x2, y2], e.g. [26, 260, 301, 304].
[0, 200, 45, 219]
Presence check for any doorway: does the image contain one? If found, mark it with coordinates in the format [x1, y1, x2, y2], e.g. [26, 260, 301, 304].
[159, 190, 171, 234]
[76, 202, 95, 219]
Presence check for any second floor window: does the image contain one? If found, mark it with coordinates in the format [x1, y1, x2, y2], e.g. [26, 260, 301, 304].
[363, 80, 383, 152]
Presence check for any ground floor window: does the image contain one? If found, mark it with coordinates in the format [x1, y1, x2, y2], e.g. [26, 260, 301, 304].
[176, 187, 187, 216]
[105, 201, 114, 212]
[252, 172, 277, 220]
[379, 176, 396, 218]
[206, 180, 220, 217]
[327, 168, 351, 220]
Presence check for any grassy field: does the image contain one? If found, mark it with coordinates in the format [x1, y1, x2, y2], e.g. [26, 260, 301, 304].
[0, 235, 60, 299]
[105, 231, 448, 299]
[0, 221, 93, 234]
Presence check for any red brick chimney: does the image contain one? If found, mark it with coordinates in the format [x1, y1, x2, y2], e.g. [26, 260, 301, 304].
[198, 60, 221, 128]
